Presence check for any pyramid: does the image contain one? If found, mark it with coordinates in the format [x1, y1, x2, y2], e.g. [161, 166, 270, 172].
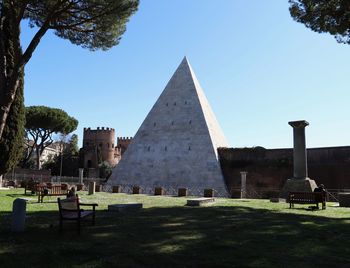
[108, 57, 230, 196]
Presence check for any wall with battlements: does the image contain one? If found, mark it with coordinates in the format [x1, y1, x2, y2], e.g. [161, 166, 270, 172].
[82, 127, 119, 169]
[117, 137, 133, 155]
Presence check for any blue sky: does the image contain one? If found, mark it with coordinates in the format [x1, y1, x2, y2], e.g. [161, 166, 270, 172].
[21, 1, 350, 149]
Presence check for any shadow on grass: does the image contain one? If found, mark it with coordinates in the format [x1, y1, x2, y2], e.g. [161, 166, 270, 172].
[0, 206, 350, 268]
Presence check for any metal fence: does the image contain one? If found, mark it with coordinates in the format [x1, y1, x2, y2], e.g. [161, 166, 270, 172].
[102, 183, 230, 197]
[2, 177, 348, 201]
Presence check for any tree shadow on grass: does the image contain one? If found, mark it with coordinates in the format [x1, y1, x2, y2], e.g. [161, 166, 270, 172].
[0, 206, 350, 268]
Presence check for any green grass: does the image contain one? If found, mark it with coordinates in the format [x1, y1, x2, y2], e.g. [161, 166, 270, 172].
[1, 189, 350, 268]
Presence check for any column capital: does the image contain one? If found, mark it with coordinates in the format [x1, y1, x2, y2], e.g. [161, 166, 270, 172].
[288, 120, 309, 128]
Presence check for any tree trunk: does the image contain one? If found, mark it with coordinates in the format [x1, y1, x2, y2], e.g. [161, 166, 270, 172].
[0, 3, 23, 141]
[36, 147, 41, 170]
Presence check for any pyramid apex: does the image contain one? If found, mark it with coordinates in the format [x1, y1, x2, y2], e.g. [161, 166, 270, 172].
[181, 56, 190, 66]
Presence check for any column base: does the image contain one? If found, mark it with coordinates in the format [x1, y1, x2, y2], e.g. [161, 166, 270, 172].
[280, 178, 318, 198]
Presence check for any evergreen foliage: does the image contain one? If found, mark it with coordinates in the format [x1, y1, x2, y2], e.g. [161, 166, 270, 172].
[24, 106, 78, 169]
[0, 72, 25, 174]
[289, 0, 350, 44]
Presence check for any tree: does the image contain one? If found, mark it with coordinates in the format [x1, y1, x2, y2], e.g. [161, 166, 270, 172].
[0, 0, 139, 140]
[24, 105, 78, 169]
[99, 160, 112, 179]
[289, 0, 350, 44]
[43, 135, 80, 176]
[0, 71, 25, 176]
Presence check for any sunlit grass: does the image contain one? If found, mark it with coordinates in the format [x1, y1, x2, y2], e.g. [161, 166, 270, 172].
[1, 188, 350, 268]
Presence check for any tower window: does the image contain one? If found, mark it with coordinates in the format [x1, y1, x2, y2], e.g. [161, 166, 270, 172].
[166, 103, 168, 106]
[154, 122, 156, 127]
[174, 102, 176, 106]
[165, 146, 167, 151]
[189, 120, 192, 124]
[148, 146, 151, 151]
[188, 146, 191, 151]
[171, 121, 174, 125]
[185, 101, 187, 104]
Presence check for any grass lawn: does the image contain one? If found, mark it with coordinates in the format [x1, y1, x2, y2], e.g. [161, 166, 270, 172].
[1, 188, 350, 268]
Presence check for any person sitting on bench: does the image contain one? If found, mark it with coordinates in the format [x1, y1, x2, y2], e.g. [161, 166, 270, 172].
[67, 187, 77, 199]
[314, 184, 326, 193]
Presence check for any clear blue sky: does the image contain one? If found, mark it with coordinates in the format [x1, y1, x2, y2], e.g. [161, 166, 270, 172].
[21, 0, 350, 149]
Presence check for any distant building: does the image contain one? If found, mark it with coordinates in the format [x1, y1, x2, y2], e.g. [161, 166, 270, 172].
[25, 141, 61, 167]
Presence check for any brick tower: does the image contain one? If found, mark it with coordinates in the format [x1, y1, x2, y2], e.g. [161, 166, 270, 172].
[82, 127, 120, 169]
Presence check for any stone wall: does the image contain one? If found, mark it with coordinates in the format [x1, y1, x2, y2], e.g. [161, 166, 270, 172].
[218, 146, 350, 196]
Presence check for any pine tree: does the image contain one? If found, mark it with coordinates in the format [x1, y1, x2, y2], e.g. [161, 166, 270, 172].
[0, 72, 25, 174]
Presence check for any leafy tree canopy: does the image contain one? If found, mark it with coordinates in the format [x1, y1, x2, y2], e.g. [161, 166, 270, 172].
[289, 0, 350, 44]
[25, 105, 78, 169]
[26, 106, 78, 134]
[22, 0, 139, 51]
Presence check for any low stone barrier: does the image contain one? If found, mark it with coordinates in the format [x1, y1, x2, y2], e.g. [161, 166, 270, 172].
[108, 203, 143, 212]
[187, 197, 215, 206]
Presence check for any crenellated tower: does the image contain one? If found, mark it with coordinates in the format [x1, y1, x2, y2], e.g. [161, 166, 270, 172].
[82, 127, 119, 168]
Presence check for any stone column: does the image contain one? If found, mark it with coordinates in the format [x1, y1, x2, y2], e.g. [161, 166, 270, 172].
[289, 120, 308, 179]
[280, 120, 317, 197]
[240, 171, 247, 198]
[88, 181, 95, 195]
[79, 168, 84, 184]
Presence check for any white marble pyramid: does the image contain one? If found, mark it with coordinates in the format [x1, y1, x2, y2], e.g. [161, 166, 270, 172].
[108, 57, 229, 196]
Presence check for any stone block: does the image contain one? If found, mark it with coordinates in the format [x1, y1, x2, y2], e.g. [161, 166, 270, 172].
[155, 187, 164, 195]
[132, 186, 141, 194]
[11, 198, 27, 232]
[270, 198, 286, 203]
[88, 182, 95, 195]
[204, 188, 214, 197]
[338, 193, 350, 207]
[95, 185, 101, 192]
[178, 188, 188, 197]
[280, 178, 317, 198]
[108, 203, 143, 212]
[187, 197, 215, 206]
[76, 184, 84, 191]
[112, 186, 121, 193]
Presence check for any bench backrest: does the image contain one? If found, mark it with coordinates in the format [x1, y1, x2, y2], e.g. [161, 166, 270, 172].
[58, 196, 80, 211]
[289, 192, 325, 202]
[50, 185, 67, 194]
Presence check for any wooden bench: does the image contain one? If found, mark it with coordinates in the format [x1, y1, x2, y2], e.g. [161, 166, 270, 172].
[38, 185, 68, 203]
[289, 192, 326, 209]
[58, 196, 98, 234]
